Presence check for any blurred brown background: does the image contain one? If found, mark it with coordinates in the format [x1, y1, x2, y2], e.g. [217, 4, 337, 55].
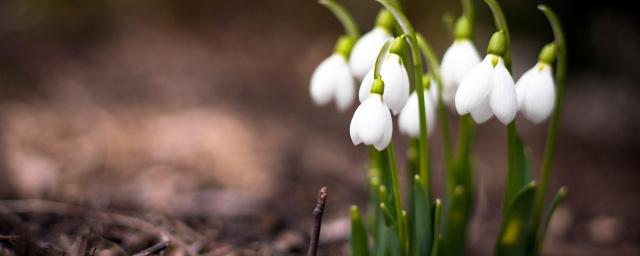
[0, 0, 638, 255]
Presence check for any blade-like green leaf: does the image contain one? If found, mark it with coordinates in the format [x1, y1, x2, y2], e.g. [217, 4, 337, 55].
[368, 172, 381, 241]
[431, 199, 442, 256]
[441, 186, 467, 256]
[534, 187, 567, 255]
[495, 182, 537, 256]
[380, 203, 395, 227]
[412, 175, 432, 256]
[380, 203, 401, 256]
[375, 217, 388, 256]
[351, 206, 370, 256]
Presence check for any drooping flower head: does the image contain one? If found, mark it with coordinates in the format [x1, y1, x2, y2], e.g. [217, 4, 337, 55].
[399, 75, 438, 138]
[455, 31, 517, 124]
[310, 36, 356, 112]
[350, 78, 393, 151]
[349, 10, 395, 80]
[440, 17, 481, 106]
[516, 43, 557, 123]
[358, 37, 410, 115]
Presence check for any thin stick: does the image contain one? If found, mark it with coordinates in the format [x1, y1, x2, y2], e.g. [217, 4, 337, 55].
[307, 187, 327, 256]
[132, 240, 170, 256]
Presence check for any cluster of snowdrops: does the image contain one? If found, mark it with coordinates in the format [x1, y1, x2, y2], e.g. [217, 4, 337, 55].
[309, 0, 567, 255]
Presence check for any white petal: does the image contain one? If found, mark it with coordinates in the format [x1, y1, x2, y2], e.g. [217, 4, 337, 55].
[425, 92, 437, 135]
[349, 28, 393, 80]
[350, 102, 364, 145]
[523, 64, 556, 123]
[374, 107, 393, 151]
[515, 66, 536, 110]
[490, 58, 517, 124]
[398, 90, 437, 138]
[398, 91, 420, 137]
[356, 95, 389, 145]
[440, 40, 481, 106]
[428, 79, 440, 103]
[379, 54, 410, 115]
[359, 68, 374, 103]
[455, 55, 494, 115]
[439, 44, 459, 104]
[310, 54, 341, 106]
[470, 97, 493, 124]
[333, 56, 356, 111]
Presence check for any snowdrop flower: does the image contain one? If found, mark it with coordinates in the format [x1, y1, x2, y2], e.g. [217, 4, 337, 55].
[358, 38, 410, 115]
[516, 44, 557, 123]
[350, 79, 393, 151]
[349, 10, 394, 80]
[310, 36, 356, 111]
[440, 17, 481, 106]
[455, 31, 517, 124]
[399, 76, 438, 138]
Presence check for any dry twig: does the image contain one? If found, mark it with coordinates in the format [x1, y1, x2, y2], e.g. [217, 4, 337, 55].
[307, 187, 327, 256]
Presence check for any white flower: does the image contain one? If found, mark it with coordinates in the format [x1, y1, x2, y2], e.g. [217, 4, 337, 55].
[455, 55, 517, 124]
[440, 40, 481, 106]
[398, 88, 437, 138]
[349, 27, 393, 80]
[516, 63, 556, 123]
[310, 53, 356, 112]
[358, 53, 410, 115]
[350, 94, 393, 151]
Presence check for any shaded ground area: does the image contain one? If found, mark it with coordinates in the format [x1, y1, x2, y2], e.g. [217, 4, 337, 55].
[1, 0, 639, 255]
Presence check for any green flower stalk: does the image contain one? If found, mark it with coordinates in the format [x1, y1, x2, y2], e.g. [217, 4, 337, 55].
[318, 0, 360, 40]
[376, 0, 431, 197]
[531, 5, 568, 255]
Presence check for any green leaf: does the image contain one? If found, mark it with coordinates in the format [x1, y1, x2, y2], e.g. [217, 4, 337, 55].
[431, 199, 442, 256]
[379, 203, 402, 256]
[374, 217, 389, 256]
[368, 171, 381, 241]
[504, 134, 533, 211]
[412, 175, 432, 256]
[351, 206, 370, 256]
[495, 182, 537, 256]
[380, 203, 395, 227]
[534, 187, 567, 255]
[441, 186, 467, 256]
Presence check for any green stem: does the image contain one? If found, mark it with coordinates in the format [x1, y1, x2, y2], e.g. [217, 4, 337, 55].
[442, 12, 456, 38]
[455, 115, 476, 215]
[319, 0, 360, 40]
[461, 0, 474, 28]
[484, 0, 512, 69]
[385, 144, 408, 255]
[484, 0, 516, 215]
[416, 34, 453, 168]
[503, 122, 517, 212]
[374, 39, 393, 78]
[532, 3, 567, 242]
[376, 0, 430, 197]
